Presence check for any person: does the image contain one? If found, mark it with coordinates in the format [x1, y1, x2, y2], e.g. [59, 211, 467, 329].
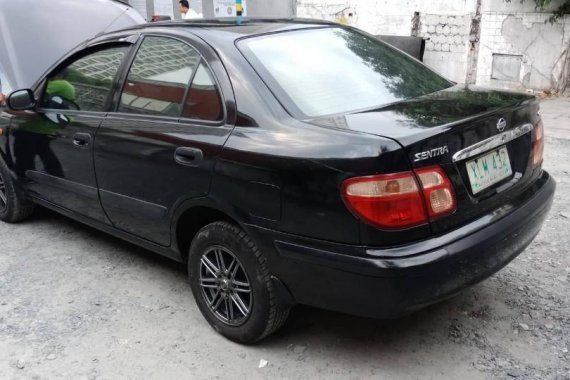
[179, 0, 201, 19]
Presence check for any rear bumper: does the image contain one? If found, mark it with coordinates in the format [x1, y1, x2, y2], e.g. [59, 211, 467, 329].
[247, 171, 556, 318]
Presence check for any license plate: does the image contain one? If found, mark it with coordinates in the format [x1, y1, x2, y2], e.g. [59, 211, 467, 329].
[466, 146, 512, 194]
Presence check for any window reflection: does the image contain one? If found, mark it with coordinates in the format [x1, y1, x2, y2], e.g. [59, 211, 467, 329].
[182, 62, 223, 121]
[119, 36, 200, 117]
[242, 28, 453, 118]
[43, 46, 127, 111]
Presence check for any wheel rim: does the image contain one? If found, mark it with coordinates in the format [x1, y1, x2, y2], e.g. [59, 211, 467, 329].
[0, 171, 7, 213]
[199, 246, 253, 326]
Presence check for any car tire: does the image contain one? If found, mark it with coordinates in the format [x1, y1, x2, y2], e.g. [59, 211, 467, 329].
[188, 221, 290, 344]
[0, 156, 35, 223]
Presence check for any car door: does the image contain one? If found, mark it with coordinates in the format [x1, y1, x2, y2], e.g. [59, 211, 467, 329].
[95, 34, 234, 246]
[8, 44, 132, 222]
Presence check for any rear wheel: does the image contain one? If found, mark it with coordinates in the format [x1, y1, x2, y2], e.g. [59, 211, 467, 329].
[0, 157, 34, 222]
[188, 221, 289, 344]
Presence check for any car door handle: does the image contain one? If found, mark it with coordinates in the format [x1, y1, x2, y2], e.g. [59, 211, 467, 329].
[72, 133, 92, 149]
[174, 147, 203, 166]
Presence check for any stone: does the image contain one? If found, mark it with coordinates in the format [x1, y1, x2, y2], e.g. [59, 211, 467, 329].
[507, 369, 524, 377]
[46, 354, 57, 360]
[293, 345, 307, 354]
[519, 323, 530, 331]
[258, 359, 268, 368]
[16, 360, 25, 369]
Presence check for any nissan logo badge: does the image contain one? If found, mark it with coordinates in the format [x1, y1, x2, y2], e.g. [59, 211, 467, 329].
[497, 118, 507, 132]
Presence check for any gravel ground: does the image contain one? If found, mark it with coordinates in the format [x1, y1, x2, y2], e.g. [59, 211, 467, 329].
[0, 138, 568, 379]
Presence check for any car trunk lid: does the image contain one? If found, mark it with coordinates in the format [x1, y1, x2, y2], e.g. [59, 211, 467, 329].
[310, 86, 542, 236]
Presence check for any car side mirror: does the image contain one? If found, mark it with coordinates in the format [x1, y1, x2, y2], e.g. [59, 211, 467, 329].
[7, 89, 36, 110]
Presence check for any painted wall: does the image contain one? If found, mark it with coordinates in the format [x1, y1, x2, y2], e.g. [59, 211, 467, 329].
[476, 0, 570, 91]
[296, 0, 477, 83]
[297, 0, 570, 91]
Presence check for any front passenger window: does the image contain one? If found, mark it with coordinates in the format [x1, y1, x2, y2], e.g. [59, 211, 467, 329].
[118, 36, 200, 117]
[42, 46, 128, 112]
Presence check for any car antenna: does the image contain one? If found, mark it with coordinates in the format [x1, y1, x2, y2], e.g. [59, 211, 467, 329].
[98, 5, 135, 37]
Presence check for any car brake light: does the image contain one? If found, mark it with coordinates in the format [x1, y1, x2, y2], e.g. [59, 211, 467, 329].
[342, 172, 427, 229]
[533, 118, 544, 167]
[342, 167, 456, 229]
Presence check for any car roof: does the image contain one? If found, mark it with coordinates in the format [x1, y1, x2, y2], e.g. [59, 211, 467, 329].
[120, 18, 339, 45]
[141, 18, 336, 34]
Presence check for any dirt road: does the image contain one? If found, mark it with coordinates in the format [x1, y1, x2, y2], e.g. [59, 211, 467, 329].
[0, 122, 568, 380]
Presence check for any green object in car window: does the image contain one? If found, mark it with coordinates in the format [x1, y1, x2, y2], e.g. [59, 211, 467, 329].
[47, 79, 76, 101]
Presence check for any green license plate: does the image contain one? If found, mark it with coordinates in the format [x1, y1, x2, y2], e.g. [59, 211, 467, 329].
[466, 146, 512, 194]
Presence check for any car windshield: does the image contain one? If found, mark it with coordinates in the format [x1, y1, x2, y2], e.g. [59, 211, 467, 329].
[239, 27, 453, 118]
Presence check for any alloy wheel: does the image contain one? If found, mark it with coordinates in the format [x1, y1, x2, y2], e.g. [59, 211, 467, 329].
[199, 246, 253, 326]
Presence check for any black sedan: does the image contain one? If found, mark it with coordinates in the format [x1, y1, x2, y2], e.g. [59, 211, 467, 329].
[0, 19, 555, 343]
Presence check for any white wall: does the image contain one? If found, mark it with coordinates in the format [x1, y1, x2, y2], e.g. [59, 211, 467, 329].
[298, 0, 570, 91]
[476, 7, 570, 91]
[297, 0, 477, 83]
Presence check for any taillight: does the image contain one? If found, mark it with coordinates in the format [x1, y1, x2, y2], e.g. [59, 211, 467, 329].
[342, 166, 456, 229]
[533, 118, 544, 167]
[415, 166, 456, 219]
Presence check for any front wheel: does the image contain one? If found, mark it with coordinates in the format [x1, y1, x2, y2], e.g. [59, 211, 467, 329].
[188, 221, 289, 344]
[0, 157, 34, 222]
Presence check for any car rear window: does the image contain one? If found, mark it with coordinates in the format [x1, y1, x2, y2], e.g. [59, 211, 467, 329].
[238, 27, 453, 118]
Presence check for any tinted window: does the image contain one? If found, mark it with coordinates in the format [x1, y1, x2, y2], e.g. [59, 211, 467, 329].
[42, 46, 128, 112]
[239, 28, 453, 118]
[119, 36, 200, 117]
[182, 61, 223, 121]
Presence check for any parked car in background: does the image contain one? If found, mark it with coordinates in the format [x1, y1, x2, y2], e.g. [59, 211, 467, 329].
[150, 15, 173, 22]
[0, 19, 555, 343]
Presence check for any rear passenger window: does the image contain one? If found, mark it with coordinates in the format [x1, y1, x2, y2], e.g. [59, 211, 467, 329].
[182, 62, 223, 121]
[118, 36, 200, 117]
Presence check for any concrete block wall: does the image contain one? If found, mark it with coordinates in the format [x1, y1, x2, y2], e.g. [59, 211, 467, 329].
[477, 11, 570, 91]
[297, 0, 476, 83]
[420, 14, 472, 83]
[297, 0, 570, 91]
